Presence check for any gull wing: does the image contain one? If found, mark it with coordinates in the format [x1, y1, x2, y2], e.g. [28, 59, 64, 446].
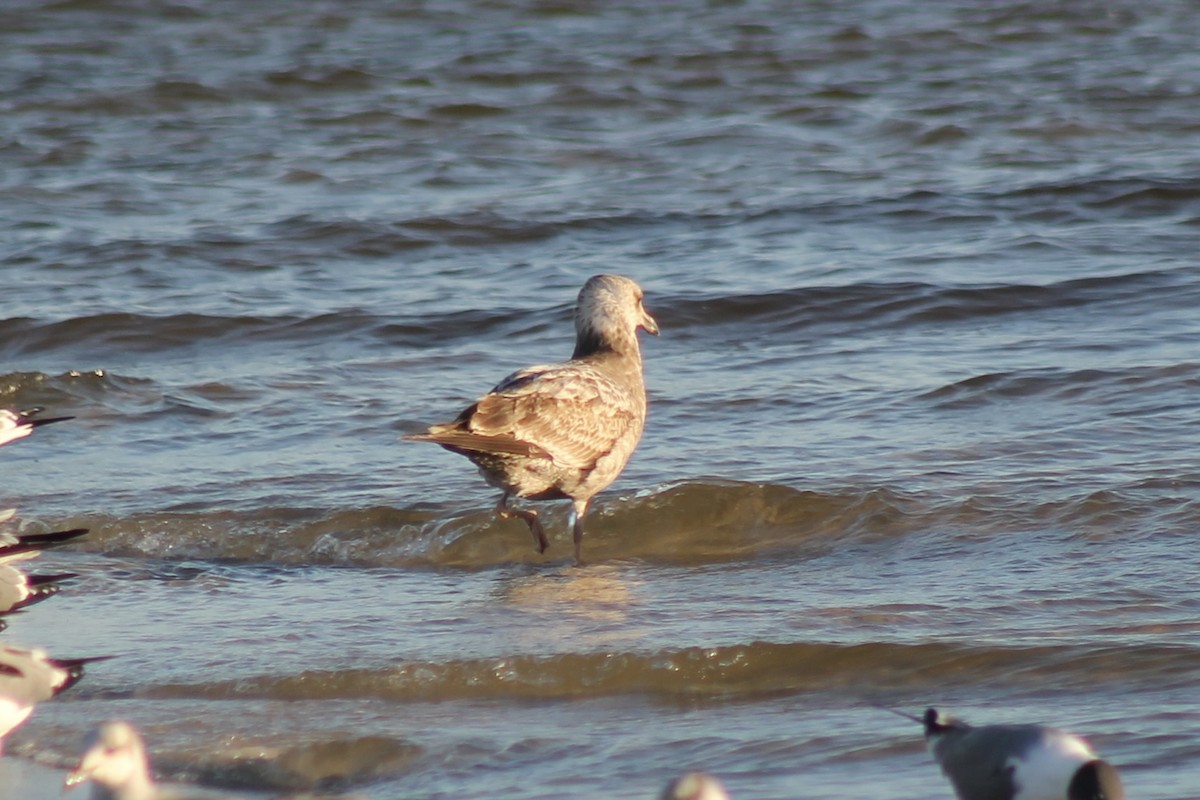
[464, 362, 640, 470]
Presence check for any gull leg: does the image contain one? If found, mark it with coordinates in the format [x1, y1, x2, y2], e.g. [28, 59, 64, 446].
[497, 493, 549, 554]
[571, 498, 591, 565]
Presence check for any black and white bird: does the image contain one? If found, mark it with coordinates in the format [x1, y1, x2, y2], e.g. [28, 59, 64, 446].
[66, 720, 157, 800]
[0, 407, 73, 448]
[0, 564, 77, 618]
[913, 707, 1125, 800]
[0, 644, 110, 754]
[660, 772, 731, 800]
[0, 524, 90, 561]
[0, 512, 87, 626]
[406, 274, 658, 563]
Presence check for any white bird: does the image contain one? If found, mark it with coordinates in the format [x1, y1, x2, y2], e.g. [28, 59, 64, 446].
[912, 707, 1124, 800]
[660, 772, 732, 800]
[66, 720, 157, 800]
[405, 274, 659, 563]
[0, 514, 87, 628]
[0, 563, 77, 618]
[0, 407, 73, 447]
[0, 644, 110, 754]
[0, 520, 90, 563]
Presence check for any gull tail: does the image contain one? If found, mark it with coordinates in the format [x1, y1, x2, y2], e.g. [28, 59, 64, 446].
[0, 528, 90, 559]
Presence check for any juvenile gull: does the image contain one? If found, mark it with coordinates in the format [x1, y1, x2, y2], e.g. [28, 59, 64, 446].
[660, 772, 731, 800]
[911, 707, 1124, 800]
[405, 274, 658, 563]
[0, 644, 110, 754]
[66, 720, 156, 800]
[0, 407, 74, 448]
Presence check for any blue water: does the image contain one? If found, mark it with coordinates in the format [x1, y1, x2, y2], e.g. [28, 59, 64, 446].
[2, 0, 1199, 797]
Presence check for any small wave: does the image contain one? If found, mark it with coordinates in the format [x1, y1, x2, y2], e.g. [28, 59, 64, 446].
[999, 174, 1200, 219]
[663, 283, 925, 334]
[53, 478, 1192, 569]
[162, 735, 421, 793]
[0, 311, 386, 359]
[0, 368, 158, 415]
[58, 482, 924, 568]
[0, 303, 573, 363]
[883, 269, 1199, 325]
[0, 368, 313, 430]
[257, 210, 668, 253]
[259, 215, 433, 254]
[429, 102, 509, 119]
[660, 268, 1199, 336]
[264, 67, 377, 93]
[143, 639, 1198, 704]
[19, 78, 229, 116]
[22, 274, 1137, 359]
[918, 362, 1200, 409]
[0, 304, 575, 362]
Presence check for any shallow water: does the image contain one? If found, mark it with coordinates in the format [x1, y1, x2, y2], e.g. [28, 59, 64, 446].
[2, 0, 1199, 797]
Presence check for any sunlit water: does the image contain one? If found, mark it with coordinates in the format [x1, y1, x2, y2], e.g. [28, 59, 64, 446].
[2, 0, 1200, 797]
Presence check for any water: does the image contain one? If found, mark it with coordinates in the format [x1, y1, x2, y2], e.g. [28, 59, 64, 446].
[2, 0, 1199, 797]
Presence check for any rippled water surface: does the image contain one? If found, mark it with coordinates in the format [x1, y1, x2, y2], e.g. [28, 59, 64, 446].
[2, 0, 1200, 797]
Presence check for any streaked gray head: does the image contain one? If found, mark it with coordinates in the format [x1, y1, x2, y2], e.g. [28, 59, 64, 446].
[573, 274, 659, 359]
[660, 772, 731, 800]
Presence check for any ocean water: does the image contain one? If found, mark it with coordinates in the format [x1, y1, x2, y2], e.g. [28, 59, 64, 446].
[2, 0, 1199, 797]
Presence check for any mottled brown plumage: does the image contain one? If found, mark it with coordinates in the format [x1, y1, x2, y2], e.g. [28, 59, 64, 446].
[406, 274, 658, 562]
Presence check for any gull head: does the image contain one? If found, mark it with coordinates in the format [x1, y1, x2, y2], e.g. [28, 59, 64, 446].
[66, 720, 154, 799]
[660, 772, 731, 800]
[573, 274, 659, 359]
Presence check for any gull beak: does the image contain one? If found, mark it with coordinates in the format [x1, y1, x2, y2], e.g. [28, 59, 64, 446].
[640, 305, 660, 336]
[64, 768, 88, 790]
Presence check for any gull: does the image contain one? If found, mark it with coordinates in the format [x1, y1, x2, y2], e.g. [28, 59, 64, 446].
[0, 644, 111, 754]
[904, 707, 1125, 800]
[0, 563, 77, 618]
[0, 525, 90, 561]
[0, 407, 74, 448]
[405, 274, 658, 563]
[0, 515, 87, 628]
[660, 772, 731, 800]
[66, 720, 156, 800]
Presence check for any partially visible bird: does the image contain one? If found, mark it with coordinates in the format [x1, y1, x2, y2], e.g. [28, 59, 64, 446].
[405, 274, 658, 563]
[0, 514, 87, 626]
[0, 644, 111, 754]
[66, 720, 157, 800]
[0, 563, 77, 616]
[0, 407, 74, 447]
[906, 706, 1125, 800]
[0, 525, 90, 561]
[660, 772, 732, 800]
[0, 508, 89, 559]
